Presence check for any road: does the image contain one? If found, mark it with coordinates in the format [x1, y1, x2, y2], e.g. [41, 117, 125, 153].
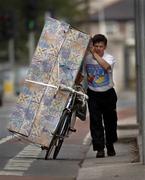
[0, 97, 90, 179]
[0, 91, 136, 179]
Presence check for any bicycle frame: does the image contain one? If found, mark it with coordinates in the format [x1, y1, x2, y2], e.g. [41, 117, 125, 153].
[53, 91, 77, 138]
[44, 85, 88, 160]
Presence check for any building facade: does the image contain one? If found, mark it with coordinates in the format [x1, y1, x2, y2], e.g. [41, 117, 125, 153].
[78, 0, 135, 92]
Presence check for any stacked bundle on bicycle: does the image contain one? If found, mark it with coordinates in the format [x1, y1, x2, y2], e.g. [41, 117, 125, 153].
[8, 17, 90, 149]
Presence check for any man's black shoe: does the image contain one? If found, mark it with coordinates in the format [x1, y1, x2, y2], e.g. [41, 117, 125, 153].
[96, 150, 105, 158]
[106, 144, 116, 156]
[107, 150, 116, 156]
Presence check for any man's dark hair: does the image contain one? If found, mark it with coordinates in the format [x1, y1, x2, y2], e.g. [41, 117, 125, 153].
[92, 34, 107, 46]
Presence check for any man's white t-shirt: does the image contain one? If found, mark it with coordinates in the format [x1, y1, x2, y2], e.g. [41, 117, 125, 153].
[82, 52, 116, 92]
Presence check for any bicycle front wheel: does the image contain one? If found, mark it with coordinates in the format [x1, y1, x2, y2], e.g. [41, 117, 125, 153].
[53, 110, 71, 159]
[45, 135, 57, 160]
[53, 138, 63, 159]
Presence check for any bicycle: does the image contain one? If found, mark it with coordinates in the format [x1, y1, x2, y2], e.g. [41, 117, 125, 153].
[42, 84, 88, 160]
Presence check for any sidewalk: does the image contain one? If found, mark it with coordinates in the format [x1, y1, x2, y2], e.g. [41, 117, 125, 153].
[76, 90, 145, 180]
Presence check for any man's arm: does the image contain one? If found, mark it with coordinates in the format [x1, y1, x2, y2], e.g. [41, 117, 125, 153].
[92, 52, 111, 71]
[75, 72, 84, 85]
[90, 47, 111, 72]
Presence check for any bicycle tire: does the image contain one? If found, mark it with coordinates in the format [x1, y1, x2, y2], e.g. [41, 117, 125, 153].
[53, 110, 71, 159]
[53, 139, 63, 159]
[45, 135, 57, 160]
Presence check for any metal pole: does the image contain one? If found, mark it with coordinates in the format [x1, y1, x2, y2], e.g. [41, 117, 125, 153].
[98, 6, 106, 35]
[28, 32, 35, 63]
[135, 0, 145, 164]
[8, 38, 15, 68]
[85, 0, 90, 33]
[7, 38, 15, 96]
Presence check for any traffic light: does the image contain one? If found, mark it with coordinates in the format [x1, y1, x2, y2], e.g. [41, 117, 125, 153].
[0, 12, 15, 40]
[25, 0, 38, 31]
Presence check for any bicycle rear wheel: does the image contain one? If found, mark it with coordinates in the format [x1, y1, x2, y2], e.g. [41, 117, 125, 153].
[53, 110, 71, 159]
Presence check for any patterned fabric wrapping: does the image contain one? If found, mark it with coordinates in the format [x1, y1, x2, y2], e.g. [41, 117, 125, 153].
[8, 17, 90, 147]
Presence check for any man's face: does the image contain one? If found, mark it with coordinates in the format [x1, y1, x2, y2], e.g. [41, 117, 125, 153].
[93, 41, 106, 57]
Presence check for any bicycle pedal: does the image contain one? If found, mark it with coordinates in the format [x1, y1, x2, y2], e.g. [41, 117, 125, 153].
[69, 127, 77, 132]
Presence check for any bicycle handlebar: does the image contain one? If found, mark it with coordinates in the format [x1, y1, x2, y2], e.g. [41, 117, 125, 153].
[59, 84, 88, 100]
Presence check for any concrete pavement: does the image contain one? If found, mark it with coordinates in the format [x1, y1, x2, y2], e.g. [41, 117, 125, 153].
[76, 90, 145, 180]
[3, 90, 144, 180]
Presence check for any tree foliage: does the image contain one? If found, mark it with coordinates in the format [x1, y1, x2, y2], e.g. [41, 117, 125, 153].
[0, 0, 87, 64]
[0, 0, 87, 38]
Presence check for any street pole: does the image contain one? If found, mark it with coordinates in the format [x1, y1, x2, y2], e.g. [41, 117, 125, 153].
[28, 32, 35, 63]
[135, 0, 145, 164]
[8, 38, 15, 68]
[6, 38, 15, 96]
[84, 0, 90, 33]
[98, 5, 106, 35]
